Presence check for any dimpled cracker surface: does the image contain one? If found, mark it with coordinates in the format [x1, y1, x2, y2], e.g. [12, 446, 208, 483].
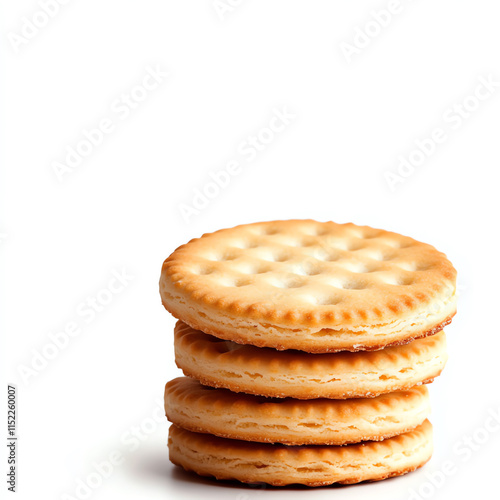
[160, 220, 456, 352]
[174, 321, 447, 399]
[165, 377, 430, 445]
[168, 420, 433, 486]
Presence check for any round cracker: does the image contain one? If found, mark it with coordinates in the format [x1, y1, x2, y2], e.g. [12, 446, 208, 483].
[165, 377, 431, 445]
[161, 220, 456, 352]
[168, 420, 433, 486]
[174, 321, 448, 399]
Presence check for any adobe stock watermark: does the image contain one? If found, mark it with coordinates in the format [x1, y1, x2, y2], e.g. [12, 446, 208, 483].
[51, 65, 169, 183]
[384, 74, 499, 191]
[17, 268, 133, 385]
[408, 405, 500, 500]
[213, 0, 244, 21]
[339, 0, 416, 64]
[60, 398, 165, 500]
[178, 106, 296, 223]
[7, 0, 72, 54]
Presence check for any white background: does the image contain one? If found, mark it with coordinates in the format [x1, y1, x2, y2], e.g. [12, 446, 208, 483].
[2, 1, 500, 499]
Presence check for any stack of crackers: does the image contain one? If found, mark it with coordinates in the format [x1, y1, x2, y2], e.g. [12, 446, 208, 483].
[160, 220, 456, 486]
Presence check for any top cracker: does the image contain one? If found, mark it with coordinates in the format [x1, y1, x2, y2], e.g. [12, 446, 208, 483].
[160, 220, 456, 352]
